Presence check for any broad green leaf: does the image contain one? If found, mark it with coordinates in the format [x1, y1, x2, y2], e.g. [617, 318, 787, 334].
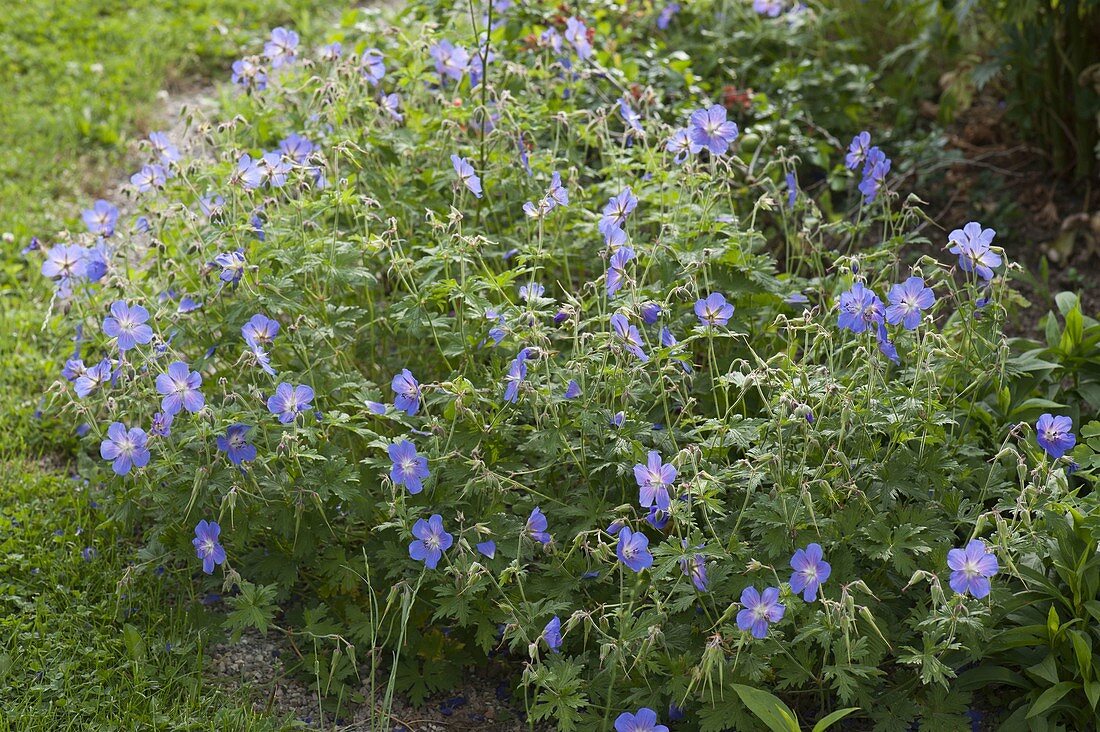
[731, 684, 800, 732]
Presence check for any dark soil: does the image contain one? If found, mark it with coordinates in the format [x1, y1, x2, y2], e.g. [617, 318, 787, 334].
[920, 96, 1099, 321]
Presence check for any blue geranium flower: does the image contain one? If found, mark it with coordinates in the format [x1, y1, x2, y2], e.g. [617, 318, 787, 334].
[614, 708, 668, 732]
[193, 520, 227, 574]
[388, 439, 430, 494]
[947, 539, 999, 598]
[543, 616, 562, 652]
[789, 543, 831, 601]
[634, 451, 676, 510]
[736, 586, 785, 638]
[687, 105, 739, 155]
[1036, 414, 1075, 459]
[100, 422, 150, 476]
[885, 276, 935, 330]
[263, 27, 299, 68]
[267, 383, 314, 423]
[948, 222, 1001, 281]
[409, 514, 452, 569]
[155, 361, 205, 415]
[527, 507, 551, 544]
[82, 200, 119, 237]
[216, 424, 257, 465]
[616, 527, 653, 573]
[451, 154, 483, 198]
[103, 301, 153, 352]
[611, 313, 648, 362]
[391, 369, 421, 416]
[606, 246, 635, 296]
[694, 293, 734, 327]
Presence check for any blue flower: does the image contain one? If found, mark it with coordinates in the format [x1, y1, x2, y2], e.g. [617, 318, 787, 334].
[837, 282, 883, 334]
[193, 520, 227, 574]
[1036, 414, 1075, 459]
[753, 0, 784, 17]
[216, 424, 257, 465]
[409, 514, 452, 569]
[857, 147, 890, 203]
[610, 411, 626, 428]
[947, 539, 998, 598]
[263, 27, 299, 68]
[41, 244, 89, 281]
[361, 49, 385, 85]
[391, 369, 421, 416]
[614, 708, 667, 732]
[155, 361, 205, 415]
[382, 93, 403, 122]
[646, 506, 670, 530]
[885, 276, 935, 330]
[388, 439, 430, 494]
[564, 380, 581, 399]
[618, 97, 644, 134]
[231, 58, 267, 89]
[100, 422, 150, 476]
[789, 543, 831, 601]
[278, 134, 315, 165]
[845, 131, 871, 170]
[657, 3, 681, 29]
[82, 200, 118, 236]
[680, 544, 708, 591]
[504, 349, 529, 403]
[430, 40, 470, 82]
[519, 282, 545, 302]
[527, 507, 551, 544]
[451, 155, 483, 198]
[476, 540, 496, 559]
[616, 527, 653, 573]
[318, 42, 342, 61]
[599, 187, 638, 236]
[234, 154, 265, 189]
[130, 164, 167, 192]
[543, 616, 562, 652]
[666, 128, 690, 164]
[694, 293, 734, 327]
[214, 249, 246, 285]
[785, 171, 798, 208]
[564, 17, 593, 59]
[242, 314, 280, 346]
[260, 151, 291, 187]
[611, 313, 648, 362]
[688, 105, 739, 155]
[151, 411, 174, 437]
[74, 359, 112, 397]
[606, 246, 635, 296]
[641, 302, 661, 324]
[267, 383, 315, 423]
[634, 451, 676, 510]
[948, 222, 1001, 281]
[103, 301, 153, 351]
[149, 131, 180, 164]
[736, 586, 784, 638]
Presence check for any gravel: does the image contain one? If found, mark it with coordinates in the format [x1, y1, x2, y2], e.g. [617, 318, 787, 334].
[209, 629, 540, 730]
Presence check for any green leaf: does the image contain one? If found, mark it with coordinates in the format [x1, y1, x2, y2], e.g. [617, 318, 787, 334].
[122, 623, 146, 663]
[811, 707, 860, 732]
[731, 684, 800, 732]
[1026, 681, 1078, 718]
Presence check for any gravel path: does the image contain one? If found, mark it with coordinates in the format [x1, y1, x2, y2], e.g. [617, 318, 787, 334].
[209, 629, 538, 730]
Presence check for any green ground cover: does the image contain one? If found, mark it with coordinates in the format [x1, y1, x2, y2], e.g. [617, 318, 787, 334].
[0, 2, 339, 728]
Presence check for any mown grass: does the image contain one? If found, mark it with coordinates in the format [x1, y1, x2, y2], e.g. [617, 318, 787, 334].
[0, 0, 340, 727]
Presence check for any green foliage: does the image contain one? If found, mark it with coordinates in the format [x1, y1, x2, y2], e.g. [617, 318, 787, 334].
[18, 1, 1100, 730]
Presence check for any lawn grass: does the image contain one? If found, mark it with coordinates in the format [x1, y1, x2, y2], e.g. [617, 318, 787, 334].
[0, 0, 341, 727]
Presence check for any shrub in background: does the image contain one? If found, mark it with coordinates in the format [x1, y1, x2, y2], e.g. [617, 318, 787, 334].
[33, 1, 1098, 729]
